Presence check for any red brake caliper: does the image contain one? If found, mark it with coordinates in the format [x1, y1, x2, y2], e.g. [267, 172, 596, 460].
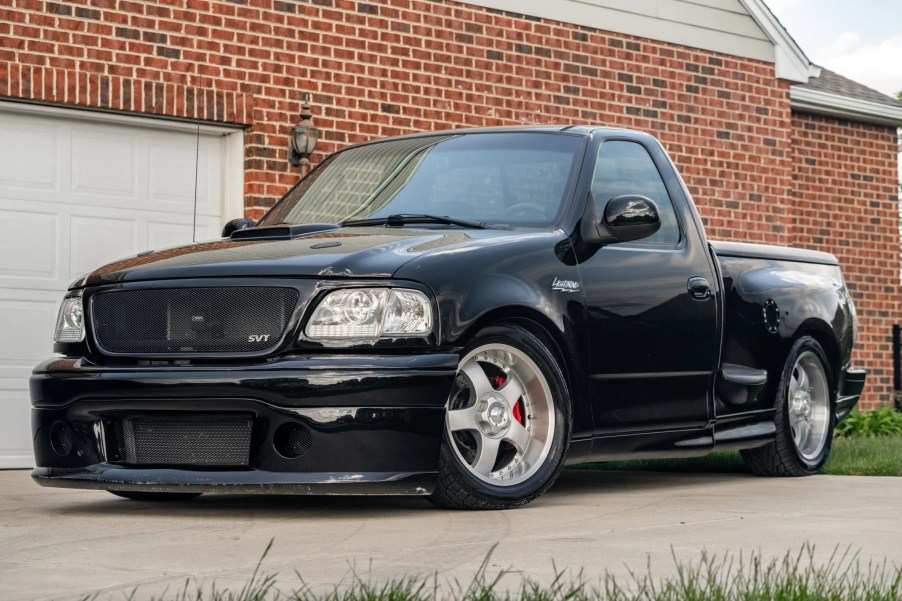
[512, 400, 524, 425]
[491, 375, 524, 425]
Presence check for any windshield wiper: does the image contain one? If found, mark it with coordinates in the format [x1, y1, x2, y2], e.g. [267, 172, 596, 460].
[340, 214, 493, 229]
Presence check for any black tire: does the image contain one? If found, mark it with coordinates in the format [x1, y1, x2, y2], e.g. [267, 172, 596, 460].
[428, 324, 571, 510]
[110, 491, 202, 502]
[741, 336, 835, 476]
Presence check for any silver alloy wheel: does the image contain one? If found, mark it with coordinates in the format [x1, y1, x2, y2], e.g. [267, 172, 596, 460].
[787, 350, 830, 461]
[446, 343, 555, 486]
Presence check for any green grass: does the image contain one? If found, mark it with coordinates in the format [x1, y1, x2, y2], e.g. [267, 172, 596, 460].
[80, 543, 902, 601]
[824, 436, 902, 476]
[573, 435, 902, 477]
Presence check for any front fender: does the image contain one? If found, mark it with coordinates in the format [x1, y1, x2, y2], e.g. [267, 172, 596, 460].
[395, 232, 593, 439]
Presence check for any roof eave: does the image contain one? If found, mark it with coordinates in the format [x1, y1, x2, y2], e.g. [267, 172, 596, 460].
[738, 0, 819, 83]
[790, 86, 902, 127]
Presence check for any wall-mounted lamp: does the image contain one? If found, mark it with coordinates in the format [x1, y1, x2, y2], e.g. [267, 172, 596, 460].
[288, 98, 320, 172]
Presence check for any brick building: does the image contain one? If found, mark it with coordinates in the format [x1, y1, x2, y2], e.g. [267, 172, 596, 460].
[1, 0, 900, 467]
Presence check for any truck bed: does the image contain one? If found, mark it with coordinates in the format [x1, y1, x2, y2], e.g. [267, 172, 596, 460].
[710, 240, 838, 266]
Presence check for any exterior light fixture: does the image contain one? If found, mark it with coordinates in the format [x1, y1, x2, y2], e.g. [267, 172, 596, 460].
[288, 97, 320, 172]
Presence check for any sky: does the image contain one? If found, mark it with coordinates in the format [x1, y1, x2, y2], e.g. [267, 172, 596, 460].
[764, 0, 902, 98]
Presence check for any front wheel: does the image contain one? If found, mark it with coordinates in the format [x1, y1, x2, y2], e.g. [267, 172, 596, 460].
[428, 324, 571, 509]
[741, 336, 834, 476]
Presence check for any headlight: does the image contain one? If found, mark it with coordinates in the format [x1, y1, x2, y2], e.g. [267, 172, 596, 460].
[305, 288, 432, 340]
[54, 296, 85, 343]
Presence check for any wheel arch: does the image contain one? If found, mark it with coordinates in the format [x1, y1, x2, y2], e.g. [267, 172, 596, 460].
[457, 306, 577, 407]
[430, 304, 578, 508]
[790, 318, 841, 394]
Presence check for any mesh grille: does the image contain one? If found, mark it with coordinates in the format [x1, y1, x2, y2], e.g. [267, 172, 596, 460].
[115, 414, 253, 466]
[90, 287, 299, 355]
[230, 226, 291, 240]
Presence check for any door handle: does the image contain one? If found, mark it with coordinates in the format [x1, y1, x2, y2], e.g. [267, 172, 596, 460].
[688, 277, 711, 300]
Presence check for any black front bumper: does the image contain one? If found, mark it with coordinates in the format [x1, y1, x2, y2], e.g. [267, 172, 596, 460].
[31, 353, 458, 495]
[836, 366, 867, 421]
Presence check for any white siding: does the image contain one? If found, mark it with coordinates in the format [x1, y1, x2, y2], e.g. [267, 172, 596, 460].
[461, 0, 774, 63]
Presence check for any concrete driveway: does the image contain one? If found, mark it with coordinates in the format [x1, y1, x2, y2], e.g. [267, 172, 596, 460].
[1, 469, 900, 600]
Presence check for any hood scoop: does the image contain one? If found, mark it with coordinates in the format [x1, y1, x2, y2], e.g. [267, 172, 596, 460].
[230, 223, 340, 241]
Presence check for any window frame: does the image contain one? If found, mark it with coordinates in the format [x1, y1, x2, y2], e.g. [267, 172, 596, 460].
[259, 131, 588, 230]
[590, 137, 686, 250]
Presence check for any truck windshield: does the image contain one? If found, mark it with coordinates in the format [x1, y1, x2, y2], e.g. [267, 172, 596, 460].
[261, 132, 584, 228]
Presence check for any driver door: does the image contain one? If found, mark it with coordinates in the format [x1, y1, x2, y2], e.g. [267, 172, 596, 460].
[580, 139, 719, 435]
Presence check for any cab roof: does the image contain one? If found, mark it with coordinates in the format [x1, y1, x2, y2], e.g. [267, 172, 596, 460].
[345, 124, 651, 149]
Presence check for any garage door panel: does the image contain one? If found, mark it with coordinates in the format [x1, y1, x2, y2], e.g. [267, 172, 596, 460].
[0, 106, 239, 468]
[70, 215, 138, 279]
[70, 128, 137, 202]
[0, 391, 34, 469]
[148, 220, 222, 251]
[195, 215, 221, 242]
[0, 292, 56, 470]
[148, 219, 195, 249]
[0, 210, 58, 281]
[0, 299, 57, 365]
[0, 119, 58, 193]
[0, 290, 66, 379]
[148, 133, 205, 211]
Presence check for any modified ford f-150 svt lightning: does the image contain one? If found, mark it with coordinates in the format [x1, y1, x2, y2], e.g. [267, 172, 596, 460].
[32, 126, 866, 509]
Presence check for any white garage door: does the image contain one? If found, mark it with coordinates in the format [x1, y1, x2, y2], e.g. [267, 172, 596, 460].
[0, 104, 244, 468]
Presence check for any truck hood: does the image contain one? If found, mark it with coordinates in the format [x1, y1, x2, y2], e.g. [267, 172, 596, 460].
[73, 227, 525, 288]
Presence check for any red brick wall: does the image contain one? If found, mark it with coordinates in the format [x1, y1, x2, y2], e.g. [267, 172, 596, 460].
[2, 0, 792, 235]
[791, 113, 901, 408]
[1, 0, 896, 406]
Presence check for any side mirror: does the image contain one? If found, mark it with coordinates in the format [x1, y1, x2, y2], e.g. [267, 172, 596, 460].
[222, 218, 256, 238]
[581, 194, 661, 245]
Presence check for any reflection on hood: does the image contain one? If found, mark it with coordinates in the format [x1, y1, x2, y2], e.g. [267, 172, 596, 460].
[73, 227, 525, 288]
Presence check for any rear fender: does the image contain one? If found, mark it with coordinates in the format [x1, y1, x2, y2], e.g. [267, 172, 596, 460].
[717, 258, 852, 413]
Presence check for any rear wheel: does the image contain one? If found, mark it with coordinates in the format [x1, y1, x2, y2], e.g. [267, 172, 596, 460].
[428, 324, 571, 509]
[110, 491, 202, 502]
[741, 336, 834, 476]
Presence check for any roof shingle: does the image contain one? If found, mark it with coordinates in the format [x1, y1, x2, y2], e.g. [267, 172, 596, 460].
[797, 67, 902, 109]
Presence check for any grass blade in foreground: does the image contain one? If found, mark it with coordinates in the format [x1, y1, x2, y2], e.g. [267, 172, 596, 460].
[79, 543, 901, 601]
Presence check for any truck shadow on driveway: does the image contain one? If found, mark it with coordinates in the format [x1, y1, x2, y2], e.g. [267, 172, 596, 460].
[52, 469, 752, 518]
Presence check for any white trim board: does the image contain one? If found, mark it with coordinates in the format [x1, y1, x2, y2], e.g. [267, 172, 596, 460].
[737, 0, 818, 83]
[790, 86, 902, 128]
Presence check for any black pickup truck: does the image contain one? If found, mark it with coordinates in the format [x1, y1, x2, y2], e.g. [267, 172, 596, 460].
[32, 126, 865, 509]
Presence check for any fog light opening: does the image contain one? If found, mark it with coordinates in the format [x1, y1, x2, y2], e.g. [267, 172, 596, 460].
[273, 423, 313, 459]
[50, 421, 75, 457]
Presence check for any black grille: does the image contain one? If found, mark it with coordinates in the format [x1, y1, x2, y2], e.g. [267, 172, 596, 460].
[115, 414, 253, 466]
[231, 226, 291, 240]
[90, 287, 299, 355]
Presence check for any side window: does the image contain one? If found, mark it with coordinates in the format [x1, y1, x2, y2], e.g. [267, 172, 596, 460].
[591, 141, 680, 245]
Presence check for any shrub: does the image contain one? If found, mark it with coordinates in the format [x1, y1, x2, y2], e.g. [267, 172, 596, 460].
[836, 407, 902, 438]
